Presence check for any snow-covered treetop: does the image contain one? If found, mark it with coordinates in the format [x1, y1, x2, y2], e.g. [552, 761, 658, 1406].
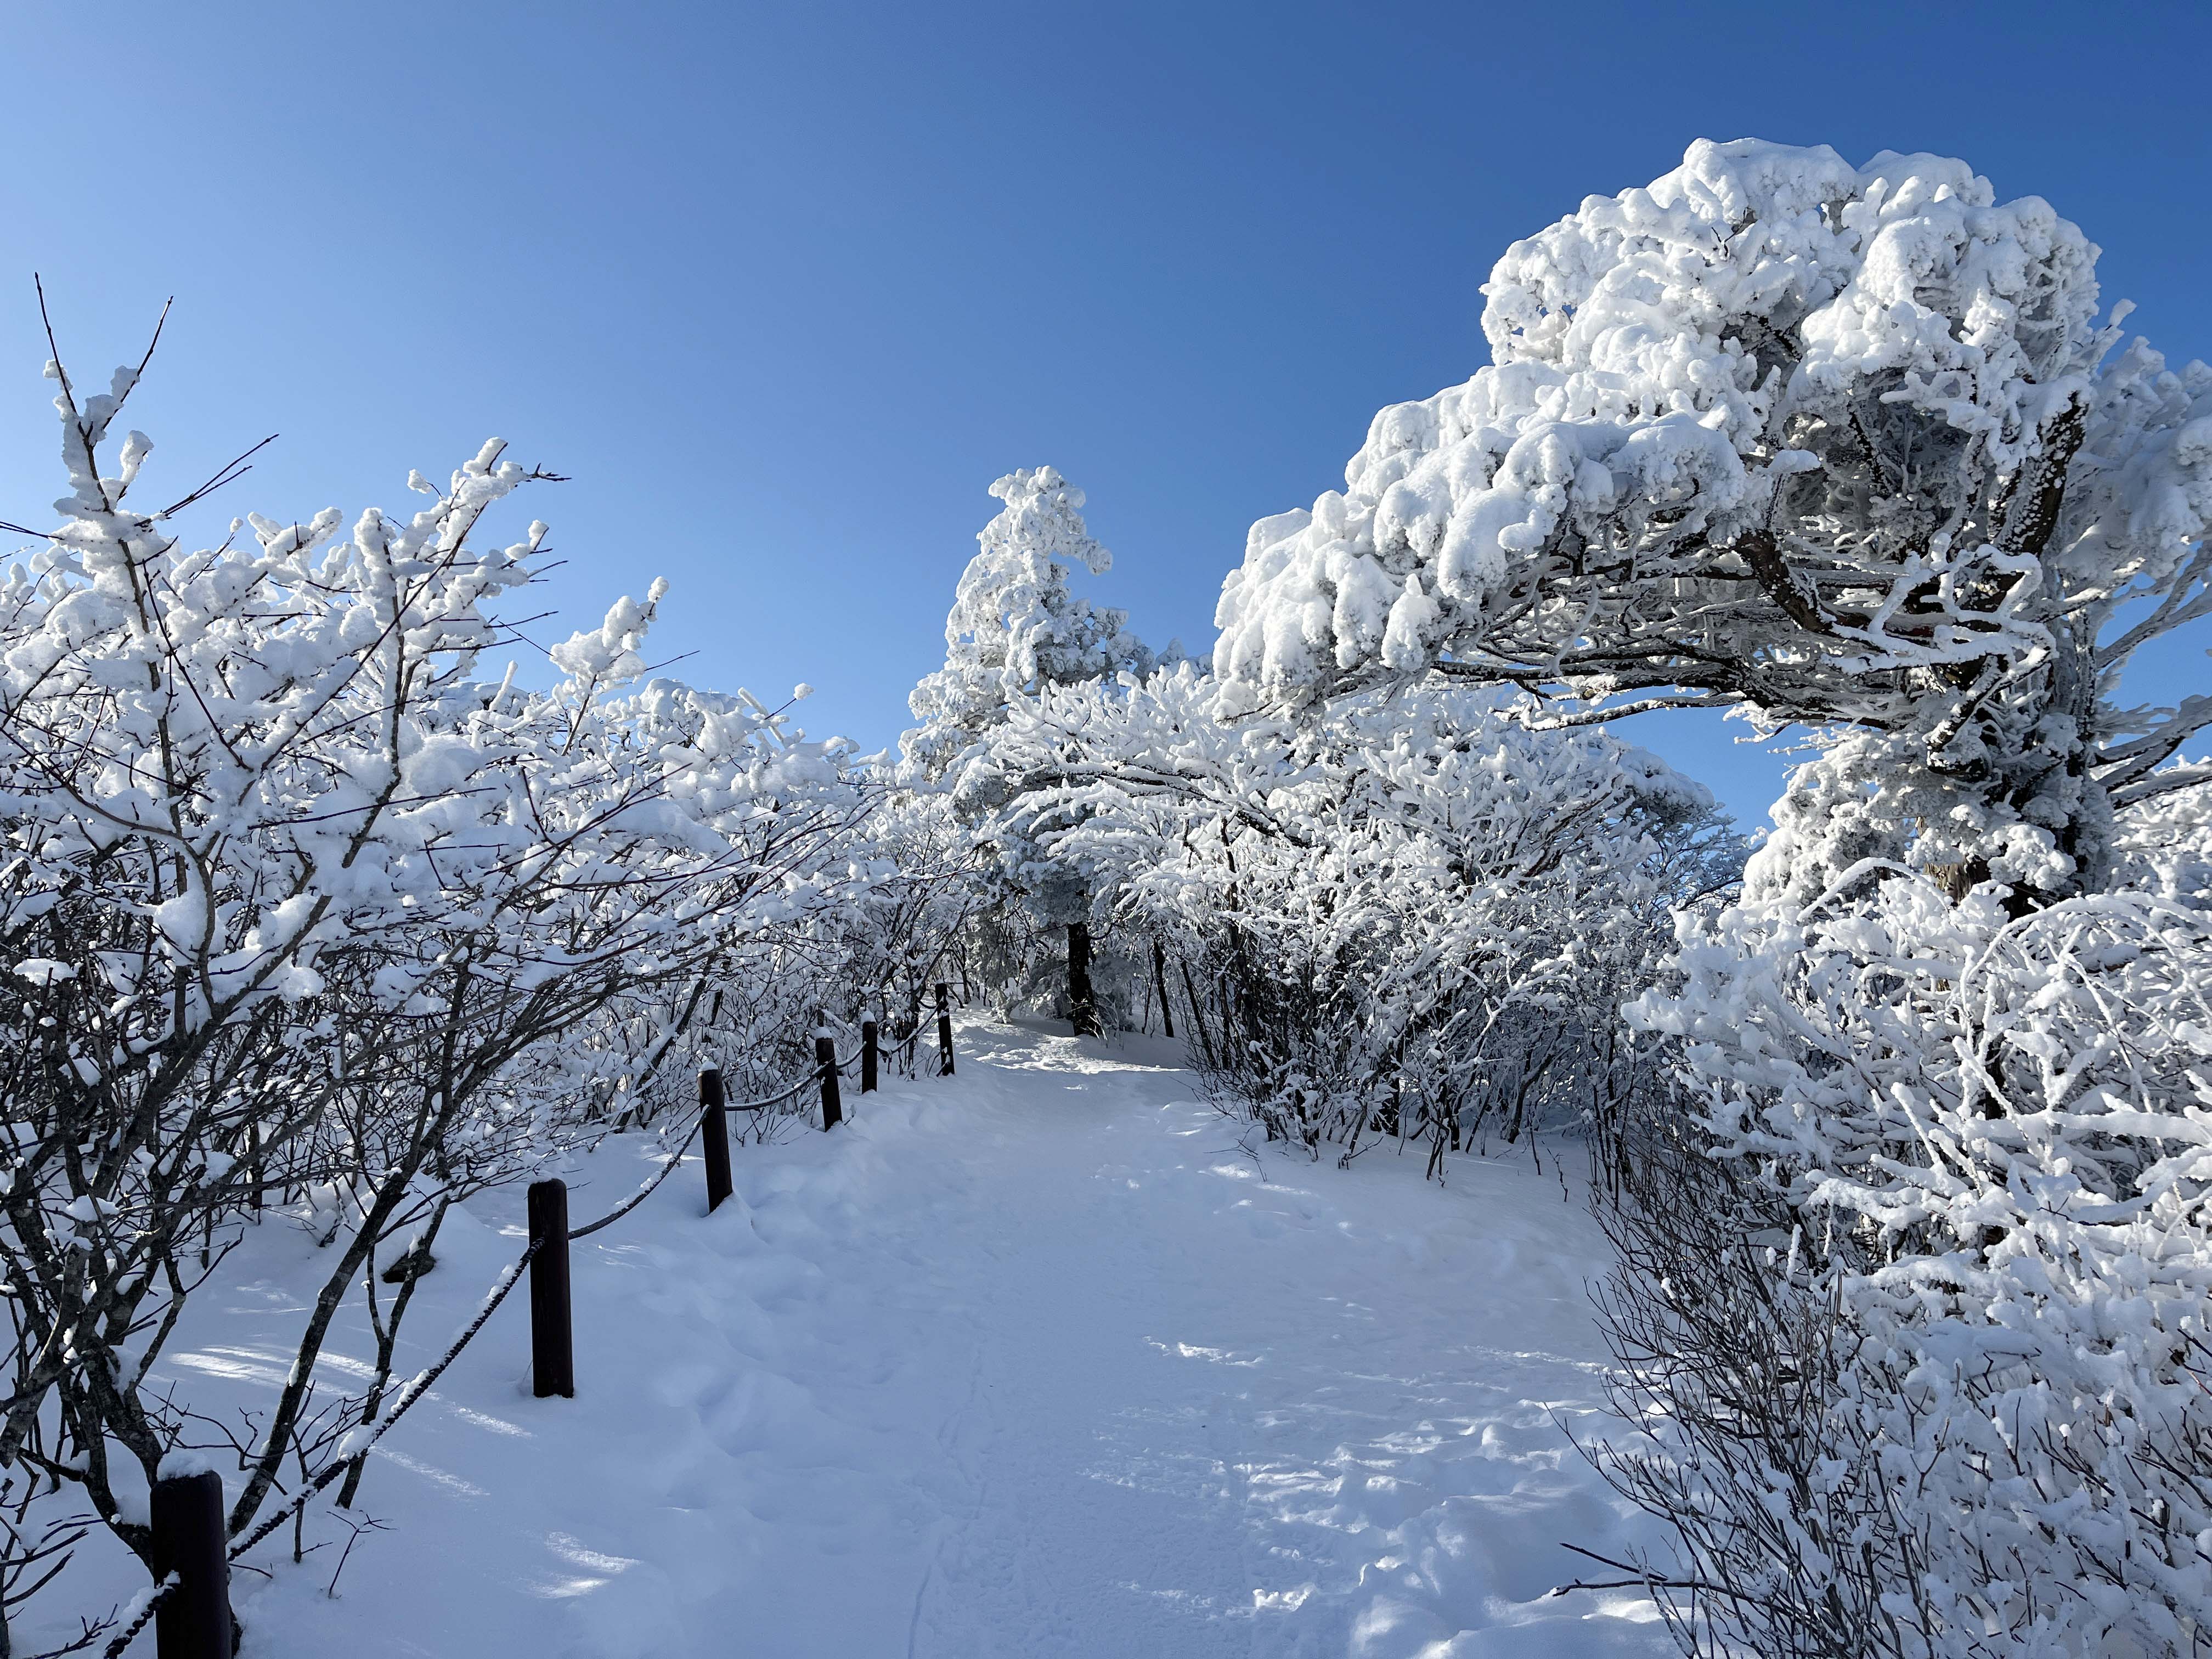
[906, 466, 1154, 778]
[1211, 137, 2211, 747]
[551, 578, 670, 687]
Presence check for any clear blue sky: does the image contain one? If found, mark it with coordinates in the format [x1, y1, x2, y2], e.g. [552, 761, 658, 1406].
[0, 0, 2205, 826]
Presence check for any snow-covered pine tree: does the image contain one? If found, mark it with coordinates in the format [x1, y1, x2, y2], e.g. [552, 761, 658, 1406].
[906, 466, 1152, 780]
[906, 467, 1156, 1035]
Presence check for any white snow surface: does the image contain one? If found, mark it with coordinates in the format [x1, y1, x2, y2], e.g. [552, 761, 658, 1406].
[60, 1022, 1666, 1658]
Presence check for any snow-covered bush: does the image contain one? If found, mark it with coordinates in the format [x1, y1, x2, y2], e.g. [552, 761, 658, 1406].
[968, 666, 1737, 1168]
[720, 782, 995, 1091]
[1615, 771, 2212, 1655]
[947, 662, 1278, 1040]
[1213, 137, 2212, 1654]
[0, 337, 886, 1643]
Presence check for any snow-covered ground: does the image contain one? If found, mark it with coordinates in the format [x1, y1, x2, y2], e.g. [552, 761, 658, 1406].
[59, 1021, 1668, 1658]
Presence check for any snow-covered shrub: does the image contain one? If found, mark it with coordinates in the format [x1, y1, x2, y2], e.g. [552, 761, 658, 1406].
[724, 781, 995, 1089]
[1617, 770, 2212, 1655]
[0, 337, 884, 1640]
[1581, 1111, 1921, 1658]
[945, 662, 1255, 1036]
[1212, 137, 2212, 1654]
[969, 666, 1737, 1167]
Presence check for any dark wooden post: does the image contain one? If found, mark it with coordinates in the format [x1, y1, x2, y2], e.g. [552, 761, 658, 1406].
[527, 1178, 573, 1399]
[699, 1067, 733, 1213]
[860, 1020, 879, 1093]
[935, 982, 955, 1077]
[815, 1034, 843, 1129]
[151, 1465, 233, 1659]
[1068, 920, 1101, 1037]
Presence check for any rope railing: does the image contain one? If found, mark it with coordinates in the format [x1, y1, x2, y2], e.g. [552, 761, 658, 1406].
[224, 1238, 545, 1562]
[727, 1062, 844, 1115]
[116, 998, 951, 1657]
[95, 1576, 177, 1659]
[569, 1057, 834, 1239]
[106, 1235, 553, 1656]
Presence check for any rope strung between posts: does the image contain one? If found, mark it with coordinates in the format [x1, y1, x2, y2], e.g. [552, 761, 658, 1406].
[729, 1058, 845, 1115]
[568, 1057, 832, 1238]
[567, 1108, 711, 1239]
[233, 1052, 853, 1542]
[223, 1236, 545, 1565]
[94, 1574, 177, 1659]
[103, 1046, 865, 1652]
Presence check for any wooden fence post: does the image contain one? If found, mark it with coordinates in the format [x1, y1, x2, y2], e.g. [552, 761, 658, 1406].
[699, 1067, 732, 1213]
[860, 1020, 879, 1093]
[527, 1178, 574, 1399]
[150, 1465, 233, 1659]
[815, 1034, 843, 1130]
[935, 982, 955, 1077]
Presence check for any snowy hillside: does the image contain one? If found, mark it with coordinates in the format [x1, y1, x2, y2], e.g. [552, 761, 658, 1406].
[50, 1023, 1663, 1659]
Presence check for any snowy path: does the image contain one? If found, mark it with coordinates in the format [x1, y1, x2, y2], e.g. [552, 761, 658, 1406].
[64, 1023, 1667, 1658]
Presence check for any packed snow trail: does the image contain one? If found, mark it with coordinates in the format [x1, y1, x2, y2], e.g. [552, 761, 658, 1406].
[69, 1023, 1667, 1657]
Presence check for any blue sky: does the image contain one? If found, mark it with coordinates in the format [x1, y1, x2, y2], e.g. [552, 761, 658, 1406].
[0, 0, 2205, 826]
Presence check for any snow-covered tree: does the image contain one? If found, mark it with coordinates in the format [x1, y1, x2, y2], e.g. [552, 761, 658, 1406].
[905, 466, 1159, 1035]
[969, 667, 1737, 1165]
[1211, 138, 2212, 1654]
[1214, 137, 2210, 909]
[905, 466, 1153, 781]
[950, 663, 1294, 1041]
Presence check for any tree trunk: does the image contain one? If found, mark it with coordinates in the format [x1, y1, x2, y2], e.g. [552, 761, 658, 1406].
[1067, 921, 1100, 1037]
[1150, 938, 1175, 1040]
[1178, 957, 1217, 1067]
